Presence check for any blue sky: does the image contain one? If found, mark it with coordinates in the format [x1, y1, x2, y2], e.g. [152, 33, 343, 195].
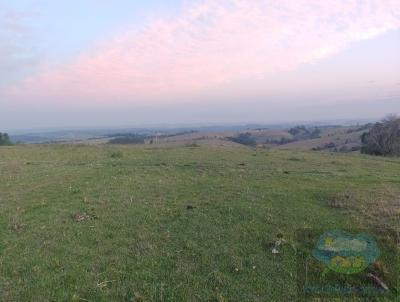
[1, 0, 399, 130]
[1, 0, 183, 84]
[20, 1, 182, 57]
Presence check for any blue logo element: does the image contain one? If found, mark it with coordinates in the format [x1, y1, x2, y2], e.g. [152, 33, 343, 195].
[312, 230, 380, 274]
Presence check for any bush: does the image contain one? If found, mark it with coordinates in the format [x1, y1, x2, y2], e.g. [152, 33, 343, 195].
[109, 151, 123, 159]
[288, 126, 320, 140]
[0, 132, 12, 146]
[324, 142, 336, 149]
[228, 133, 257, 146]
[361, 115, 400, 156]
[288, 126, 305, 136]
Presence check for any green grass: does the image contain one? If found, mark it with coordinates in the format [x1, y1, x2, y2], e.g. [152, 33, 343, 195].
[0, 144, 399, 301]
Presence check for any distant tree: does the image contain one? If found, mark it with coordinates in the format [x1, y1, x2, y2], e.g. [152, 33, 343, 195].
[0, 132, 12, 146]
[279, 137, 294, 145]
[361, 115, 400, 156]
[108, 134, 145, 145]
[288, 126, 307, 136]
[228, 133, 257, 146]
[288, 126, 321, 140]
[310, 127, 321, 138]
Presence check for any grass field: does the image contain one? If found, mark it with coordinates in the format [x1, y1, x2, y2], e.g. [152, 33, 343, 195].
[0, 144, 399, 301]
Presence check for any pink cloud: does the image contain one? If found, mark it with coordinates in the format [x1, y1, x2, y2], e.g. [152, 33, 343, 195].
[4, 0, 400, 104]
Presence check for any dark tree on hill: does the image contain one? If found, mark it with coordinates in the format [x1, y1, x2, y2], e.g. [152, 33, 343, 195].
[288, 126, 307, 136]
[310, 127, 321, 138]
[361, 115, 400, 156]
[228, 133, 257, 146]
[288, 126, 320, 140]
[0, 132, 12, 146]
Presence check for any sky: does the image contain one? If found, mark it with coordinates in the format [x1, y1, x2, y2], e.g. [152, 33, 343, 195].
[1, 0, 400, 131]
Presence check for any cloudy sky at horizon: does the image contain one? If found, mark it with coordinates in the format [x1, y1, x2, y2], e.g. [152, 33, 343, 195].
[1, 0, 400, 131]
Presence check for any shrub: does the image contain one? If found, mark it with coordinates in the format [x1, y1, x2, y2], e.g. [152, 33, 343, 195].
[0, 132, 12, 146]
[109, 151, 123, 159]
[361, 115, 400, 156]
[228, 133, 257, 146]
[288, 126, 321, 140]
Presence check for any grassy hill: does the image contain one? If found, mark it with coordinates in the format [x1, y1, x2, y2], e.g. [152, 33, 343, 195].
[9, 124, 372, 156]
[0, 144, 398, 301]
[134, 124, 371, 152]
[273, 126, 369, 152]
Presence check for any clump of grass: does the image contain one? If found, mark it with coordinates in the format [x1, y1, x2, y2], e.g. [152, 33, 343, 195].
[327, 190, 354, 209]
[109, 150, 123, 158]
[72, 211, 98, 222]
[8, 218, 25, 232]
[288, 157, 304, 162]
[68, 186, 81, 194]
[185, 142, 200, 148]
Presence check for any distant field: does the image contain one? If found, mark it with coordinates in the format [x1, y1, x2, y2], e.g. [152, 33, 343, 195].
[0, 144, 399, 301]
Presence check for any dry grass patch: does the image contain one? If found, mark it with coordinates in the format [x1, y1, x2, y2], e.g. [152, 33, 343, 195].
[327, 189, 354, 209]
[329, 186, 400, 231]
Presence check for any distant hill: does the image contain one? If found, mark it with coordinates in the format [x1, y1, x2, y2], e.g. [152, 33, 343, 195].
[273, 125, 372, 152]
[9, 121, 375, 152]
